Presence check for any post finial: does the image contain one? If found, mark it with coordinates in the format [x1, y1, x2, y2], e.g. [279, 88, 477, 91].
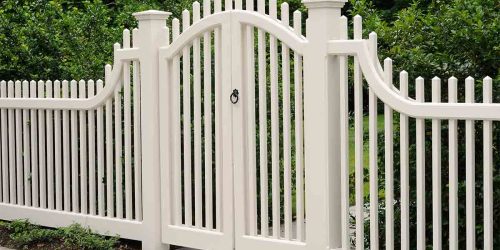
[302, 0, 347, 8]
[133, 10, 171, 21]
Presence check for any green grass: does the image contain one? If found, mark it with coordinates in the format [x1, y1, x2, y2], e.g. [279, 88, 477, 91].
[348, 114, 385, 198]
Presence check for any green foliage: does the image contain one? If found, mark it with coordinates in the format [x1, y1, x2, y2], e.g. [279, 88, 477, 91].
[2, 220, 118, 249]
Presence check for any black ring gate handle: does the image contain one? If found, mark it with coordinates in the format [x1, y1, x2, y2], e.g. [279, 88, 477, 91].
[230, 89, 239, 104]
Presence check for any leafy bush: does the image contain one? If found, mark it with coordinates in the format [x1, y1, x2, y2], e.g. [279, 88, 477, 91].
[2, 220, 118, 249]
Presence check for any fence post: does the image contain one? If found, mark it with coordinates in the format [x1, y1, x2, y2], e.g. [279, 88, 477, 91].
[302, 0, 346, 249]
[132, 10, 171, 250]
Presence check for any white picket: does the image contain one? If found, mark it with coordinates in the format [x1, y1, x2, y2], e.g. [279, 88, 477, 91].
[172, 18, 182, 225]
[123, 29, 133, 220]
[399, 71, 409, 250]
[7, 81, 15, 204]
[79, 80, 88, 214]
[432, 77, 442, 250]
[354, 16, 364, 250]
[54, 80, 62, 211]
[96, 80, 105, 216]
[88, 80, 96, 215]
[293, 9, 304, 243]
[193, 2, 203, 228]
[22, 80, 31, 207]
[132, 28, 142, 221]
[63, 80, 70, 212]
[448, 77, 458, 250]
[384, 58, 394, 250]
[46, 80, 54, 209]
[416, 77, 425, 250]
[105, 65, 114, 217]
[30, 80, 39, 207]
[70, 80, 79, 212]
[465, 77, 475, 250]
[482, 77, 493, 250]
[15, 81, 23, 205]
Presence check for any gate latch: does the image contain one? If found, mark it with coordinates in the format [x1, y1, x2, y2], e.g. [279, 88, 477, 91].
[230, 89, 239, 104]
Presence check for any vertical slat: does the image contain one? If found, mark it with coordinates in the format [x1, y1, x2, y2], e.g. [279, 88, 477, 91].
[132, 28, 142, 221]
[384, 58, 394, 250]
[30, 80, 39, 207]
[182, 9, 193, 226]
[269, 0, 280, 238]
[22, 81, 31, 206]
[293, 10, 304, 242]
[46, 80, 54, 209]
[448, 77, 458, 250]
[203, 0, 214, 229]
[368, 32, 379, 249]
[281, 2, 292, 240]
[172, 18, 182, 225]
[245, 0, 254, 11]
[15, 81, 23, 205]
[88, 80, 96, 215]
[0, 81, 7, 203]
[465, 76, 475, 250]
[70, 80, 79, 212]
[416, 77, 425, 250]
[225, 0, 232, 10]
[399, 71, 409, 250]
[115, 43, 124, 219]
[214, 2, 222, 230]
[193, 2, 203, 228]
[105, 64, 114, 217]
[97, 80, 105, 216]
[38, 81, 46, 208]
[54, 81, 62, 210]
[79, 80, 88, 214]
[354, 16, 364, 250]
[431, 77, 442, 250]
[8, 81, 16, 204]
[245, 21, 257, 235]
[123, 29, 133, 220]
[62, 80, 70, 211]
[339, 15, 350, 249]
[257, 0, 268, 236]
[482, 76, 493, 250]
[235, 0, 242, 9]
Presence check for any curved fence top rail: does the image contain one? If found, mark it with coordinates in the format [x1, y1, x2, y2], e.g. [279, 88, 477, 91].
[329, 39, 498, 120]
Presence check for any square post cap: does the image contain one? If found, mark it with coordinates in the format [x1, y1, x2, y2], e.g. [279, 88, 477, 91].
[302, 0, 347, 8]
[133, 10, 171, 21]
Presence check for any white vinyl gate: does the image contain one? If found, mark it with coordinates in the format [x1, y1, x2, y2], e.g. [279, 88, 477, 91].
[0, 0, 497, 249]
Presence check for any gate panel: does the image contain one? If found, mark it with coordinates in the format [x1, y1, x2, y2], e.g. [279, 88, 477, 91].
[231, 6, 308, 250]
[159, 8, 233, 250]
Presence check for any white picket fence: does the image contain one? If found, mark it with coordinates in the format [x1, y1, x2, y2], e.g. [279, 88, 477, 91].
[0, 0, 496, 249]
